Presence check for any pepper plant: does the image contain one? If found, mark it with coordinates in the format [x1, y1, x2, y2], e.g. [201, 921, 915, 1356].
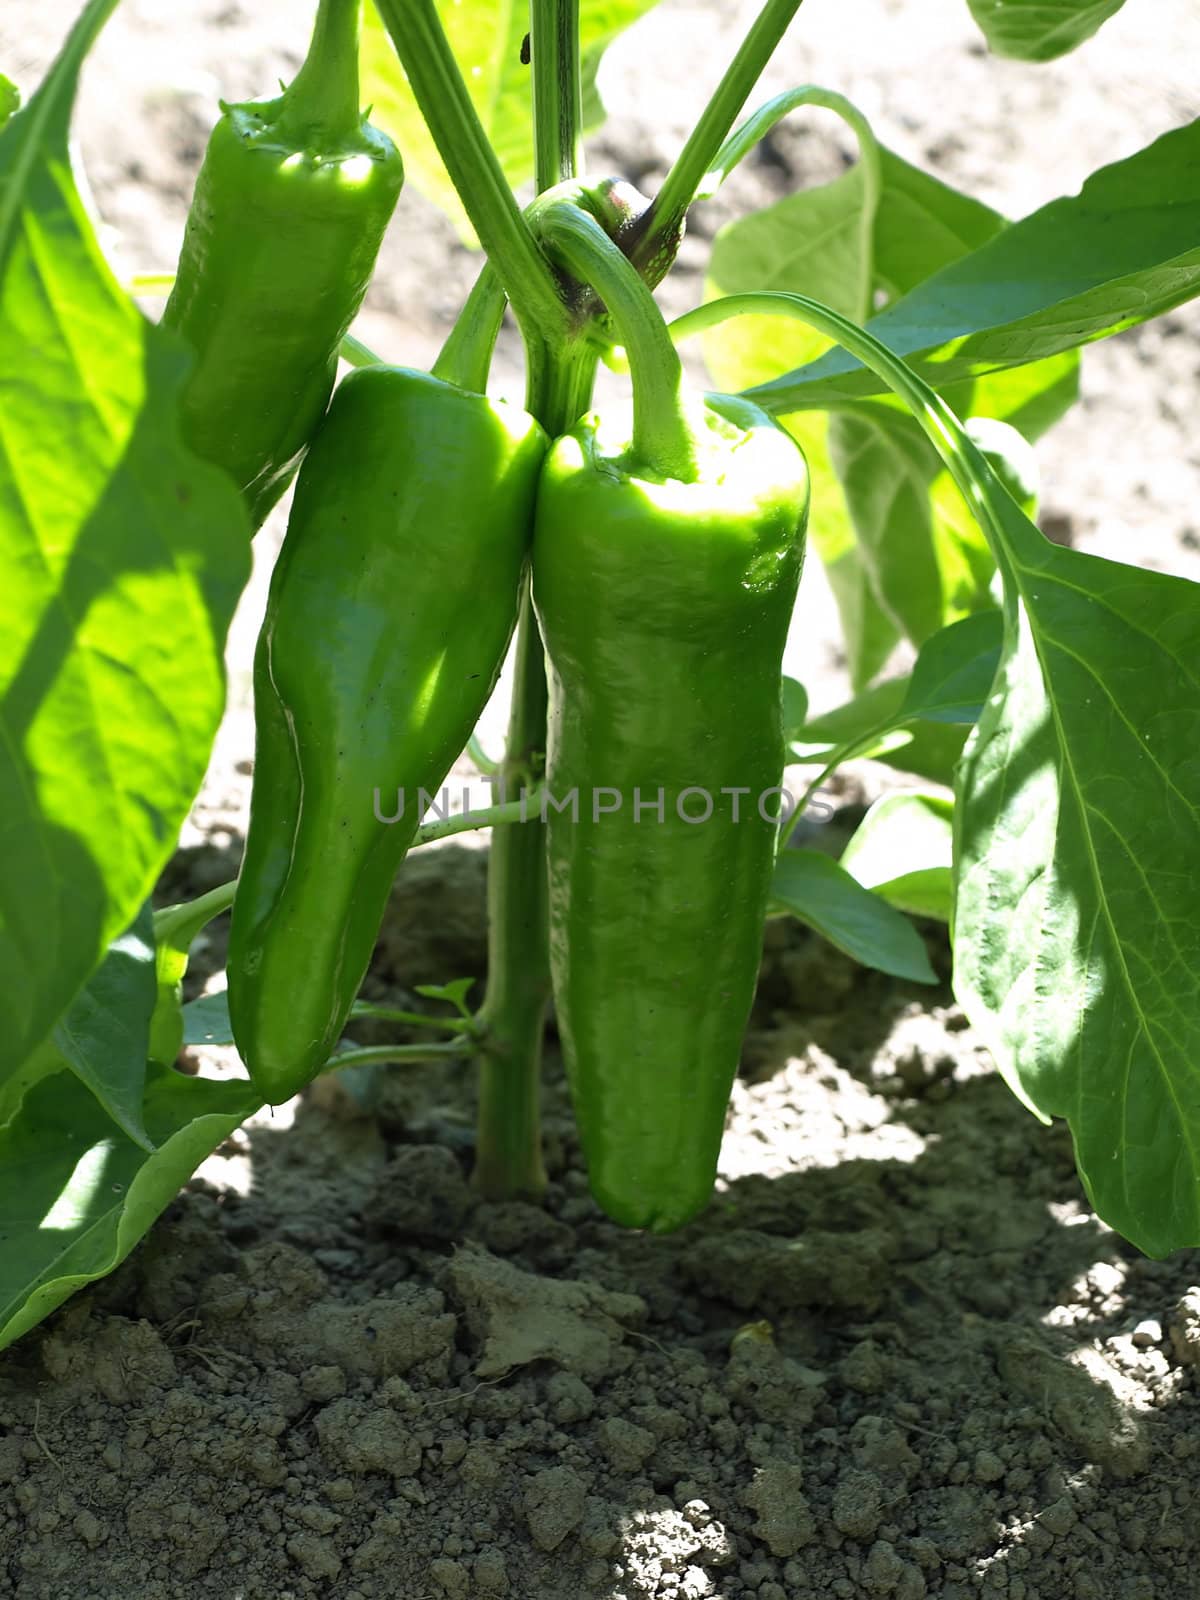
[2, 0, 1199, 1351]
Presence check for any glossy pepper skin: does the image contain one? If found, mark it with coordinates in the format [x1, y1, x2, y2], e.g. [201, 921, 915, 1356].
[229, 365, 547, 1103]
[532, 393, 809, 1232]
[162, 0, 403, 528]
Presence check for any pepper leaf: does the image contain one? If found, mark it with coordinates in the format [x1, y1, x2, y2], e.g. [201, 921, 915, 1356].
[0, 3, 250, 1086]
[966, 0, 1127, 61]
[954, 514, 1200, 1256]
[770, 849, 938, 985]
[749, 120, 1200, 412]
[47, 904, 157, 1150]
[0, 1061, 260, 1353]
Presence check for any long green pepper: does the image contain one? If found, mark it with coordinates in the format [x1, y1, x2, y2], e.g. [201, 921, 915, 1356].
[229, 363, 547, 1104]
[531, 206, 809, 1231]
[162, 0, 403, 526]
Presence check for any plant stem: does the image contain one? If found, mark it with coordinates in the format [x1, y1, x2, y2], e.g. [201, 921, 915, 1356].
[153, 879, 235, 940]
[532, 0, 584, 189]
[414, 792, 542, 848]
[371, 0, 566, 345]
[352, 1002, 479, 1033]
[534, 201, 695, 479]
[473, 1, 594, 1205]
[329, 1040, 472, 1070]
[276, 0, 362, 142]
[432, 264, 509, 393]
[340, 331, 382, 367]
[629, 0, 806, 286]
[474, 587, 553, 1200]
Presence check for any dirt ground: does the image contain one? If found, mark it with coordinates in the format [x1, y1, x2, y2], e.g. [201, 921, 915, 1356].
[2, 1, 1200, 1596]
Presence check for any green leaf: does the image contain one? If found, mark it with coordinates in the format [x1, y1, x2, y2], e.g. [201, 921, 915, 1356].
[902, 611, 1003, 725]
[782, 677, 808, 739]
[791, 415, 899, 689]
[414, 977, 476, 1016]
[702, 164, 899, 687]
[825, 379, 1064, 650]
[180, 990, 234, 1049]
[967, 0, 1126, 61]
[770, 849, 938, 984]
[0, 1061, 260, 1352]
[826, 401, 993, 646]
[840, 793, 955, 923]
[791, 614, 1001, 787]
[750, 121, 1200, 411]
[362, 0, 658, 235]
[0, 5, 251, 1083]
[50, 905, 156, 1149]
[955, 516, 1200, 1256]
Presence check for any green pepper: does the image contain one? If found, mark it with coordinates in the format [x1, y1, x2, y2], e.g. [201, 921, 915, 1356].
[162, 0, 403, 527]
[228, 363, 547, 1103]
[530, 205, 809, 1231]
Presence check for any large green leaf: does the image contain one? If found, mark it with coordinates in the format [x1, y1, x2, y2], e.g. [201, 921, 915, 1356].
[0, 3, 250, 1083]
[0, 1062, 260, 1352]
[749, 120, 1200, 412]
[362, 0, 658, 234]
[955, 522, 1200, 1256]
[967, 0, 1126, 60]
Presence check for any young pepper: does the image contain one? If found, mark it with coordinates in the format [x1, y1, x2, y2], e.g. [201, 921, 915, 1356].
[228, 363, 547, 1103]
[530, 206, 810, 1232]
[162, 0, 403, 527]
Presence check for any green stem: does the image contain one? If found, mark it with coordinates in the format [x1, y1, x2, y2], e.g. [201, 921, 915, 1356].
[432, 264, 508, 393]
[340, 331, 382, 368]
[329, 1040, 472, 1070]
[372, 0, 566, 347]
[475, 12, 594, 1205]
[698, 86, 882, 324]
[475, 347, 596, 1205]
[351, 1002, 479, 1033]
[153, 880, 235, 942]
[533, 202, 695, 479]
[276, 0, 362, 142]
[414, 792, 542, 848]
[467, 731, 502, 776]
[475, 588, 553, 1201]
[532, 0, 584, 190]
[630, 0, 806, 286]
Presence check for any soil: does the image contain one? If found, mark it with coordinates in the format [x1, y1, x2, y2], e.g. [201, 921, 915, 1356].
[2, 1, 1200, 1597]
